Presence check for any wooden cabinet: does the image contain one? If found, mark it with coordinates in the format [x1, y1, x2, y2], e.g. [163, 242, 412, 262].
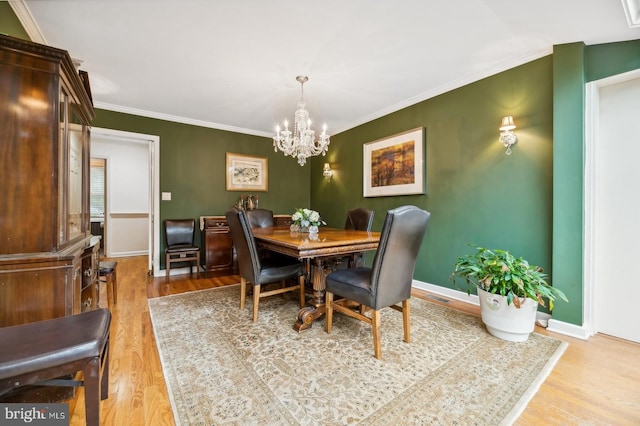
[0, 35, 97, 327]
[201, 217, 236, 276]
[200, 214, 292, 277]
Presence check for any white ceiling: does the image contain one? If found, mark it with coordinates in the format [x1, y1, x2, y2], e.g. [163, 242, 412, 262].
[11, 0, 640, 138]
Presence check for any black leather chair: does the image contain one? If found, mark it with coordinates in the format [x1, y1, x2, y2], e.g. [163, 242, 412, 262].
[246, 208, 274, 228]
[226, 208, 306, 322]
[325, 205, 430, 359]
[164, 219, 200, 280]
[343, 207, 375, 268]
[344, 207, 375, 232]
[246, 208, 279, 261]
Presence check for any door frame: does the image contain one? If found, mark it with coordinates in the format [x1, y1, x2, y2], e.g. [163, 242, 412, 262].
[91, 127, 160, 276]
[584, 68, 640, 338]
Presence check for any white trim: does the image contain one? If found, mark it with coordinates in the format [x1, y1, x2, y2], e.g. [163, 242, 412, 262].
[583, 81, 599, 339]
[547, 319, 591, 340]
[584, 68, 640, 340]
[413, 279, 479, 305]
[13, 43, 557, 141]
[109, 250, 148, 258]
[94, 101, 272, 138]
[97, 50, 549, 138]
[339, 50, 552, 135]
[412, 279, 585, 339]
[91, 127, 161, 277]
[621, 0, 640, 27]
[8, 0, 46, 43]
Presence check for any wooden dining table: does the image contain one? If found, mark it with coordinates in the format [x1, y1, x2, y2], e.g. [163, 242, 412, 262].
[252, 227, 381, 331]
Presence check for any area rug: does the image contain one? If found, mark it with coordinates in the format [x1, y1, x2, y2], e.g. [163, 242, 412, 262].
[148, 285, 567, 425]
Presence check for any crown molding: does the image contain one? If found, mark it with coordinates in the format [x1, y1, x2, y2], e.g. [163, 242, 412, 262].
[334, 48, 552, 135]
[8, 0, 47, 43]
[93, 101, 272, 138]
[621, 0, 640, 27]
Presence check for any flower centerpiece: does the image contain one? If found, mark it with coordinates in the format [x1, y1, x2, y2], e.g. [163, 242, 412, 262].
[290, 208, 326, 233]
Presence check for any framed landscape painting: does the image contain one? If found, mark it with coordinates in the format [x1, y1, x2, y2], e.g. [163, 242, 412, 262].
[226, 152, 268, 191]
[363, 127, 425, 197]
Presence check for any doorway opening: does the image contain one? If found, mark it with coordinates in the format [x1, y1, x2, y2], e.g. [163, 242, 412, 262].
[90, 158, 106, 255]
[91, 127, 159, 275]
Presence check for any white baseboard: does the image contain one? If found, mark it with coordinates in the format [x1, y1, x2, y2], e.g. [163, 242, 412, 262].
[547, 319, 591, 340]
[412, 279, 589, 341]
[109, 250, 148, 258]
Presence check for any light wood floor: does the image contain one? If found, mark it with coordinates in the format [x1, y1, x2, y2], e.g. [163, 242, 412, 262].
[68, 256, 640, 425]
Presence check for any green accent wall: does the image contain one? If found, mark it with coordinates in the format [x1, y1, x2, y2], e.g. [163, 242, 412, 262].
[311, 57, 555, 307]
[92, 110, 311, 268]
[585, 39, 640, 82]
[551, 43, 586, 325]
[0, 3, 30, 40]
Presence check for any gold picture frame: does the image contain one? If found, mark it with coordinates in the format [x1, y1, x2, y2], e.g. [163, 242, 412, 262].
[226, 152, 268, 191]
[363, 127, 425, 197]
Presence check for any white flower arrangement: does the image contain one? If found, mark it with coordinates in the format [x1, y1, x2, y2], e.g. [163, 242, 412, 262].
[291, 208, 326, 228]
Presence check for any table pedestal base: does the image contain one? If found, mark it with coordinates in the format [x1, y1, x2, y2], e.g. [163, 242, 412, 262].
[293, 304, 326, 332]
[293, 258, 332, 332]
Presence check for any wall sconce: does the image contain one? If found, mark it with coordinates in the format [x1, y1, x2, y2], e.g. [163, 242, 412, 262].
[322, 163, 333, 181]
[499, 116, 518, 155]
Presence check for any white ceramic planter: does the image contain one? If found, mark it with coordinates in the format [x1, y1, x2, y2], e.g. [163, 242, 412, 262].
[477, 288, 538, 342]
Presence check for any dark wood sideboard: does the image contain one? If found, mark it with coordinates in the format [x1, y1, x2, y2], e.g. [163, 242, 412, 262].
[0, 34, 99, 328]
[200, 214, 292, 276]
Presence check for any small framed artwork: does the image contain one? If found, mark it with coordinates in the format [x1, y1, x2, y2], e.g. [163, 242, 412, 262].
[226, 152, 268, 191]
[363, 127, 425, 197]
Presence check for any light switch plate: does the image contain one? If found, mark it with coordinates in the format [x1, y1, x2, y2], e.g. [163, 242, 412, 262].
[162, 192, 171, 201]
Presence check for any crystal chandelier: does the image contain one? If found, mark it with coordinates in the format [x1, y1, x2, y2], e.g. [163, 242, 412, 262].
[273, 76, 330, 166]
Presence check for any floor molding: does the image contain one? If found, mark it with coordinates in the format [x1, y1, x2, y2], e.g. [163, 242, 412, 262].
[412, 280, 589, 340]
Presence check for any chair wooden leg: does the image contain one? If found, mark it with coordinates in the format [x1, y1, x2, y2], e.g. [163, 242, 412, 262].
[371, 309, 382, 359]
[298, 275, 306, 308]
[165, 254, 170, 279]
[111, 269, 117, 305]
[240, 277, 247, 310]
[105, 275, 112, 308]
[325, 291, 334, 333]
[83, 357, 101, 426]
[101, 339, 110, 399]
[402, 299, 411, 343]
[253, 284, 260, 322]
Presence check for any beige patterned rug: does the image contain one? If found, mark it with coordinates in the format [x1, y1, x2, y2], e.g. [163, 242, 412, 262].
[148, 285, 567, 425]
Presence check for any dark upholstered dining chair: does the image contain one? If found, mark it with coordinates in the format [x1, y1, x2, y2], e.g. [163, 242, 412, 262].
[325, 205, 430, 359]
[164, 219, 200, 280]
[343, 207, 375, 268]
[226, 208, 306, 322]
[246, 208, 278, 261]
[246, 208, 274, 228]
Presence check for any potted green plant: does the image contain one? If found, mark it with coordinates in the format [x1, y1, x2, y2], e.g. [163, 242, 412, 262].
[450, 245, 568, 342]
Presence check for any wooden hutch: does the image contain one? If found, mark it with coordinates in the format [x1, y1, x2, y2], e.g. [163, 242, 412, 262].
[0, 35, 99, 328]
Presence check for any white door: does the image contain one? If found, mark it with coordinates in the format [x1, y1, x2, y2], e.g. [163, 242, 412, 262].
[593, 75, 640, 343]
